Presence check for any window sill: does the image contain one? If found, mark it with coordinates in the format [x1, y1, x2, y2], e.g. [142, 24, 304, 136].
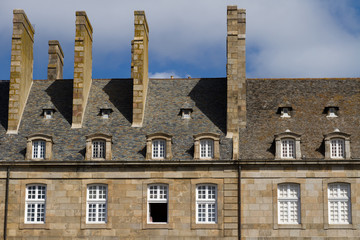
[19, 223, 50, 229]
[325, 223, 355, 230]
[191, 223, 220, 229]
[143, 222, 172, 229]
[81, 223, 111, 229]
[274, 223, 304, 230]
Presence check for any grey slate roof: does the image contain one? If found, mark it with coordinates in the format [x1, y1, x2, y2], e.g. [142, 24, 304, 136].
[240, 78, 360, 160]
[0, 78, 232, 161]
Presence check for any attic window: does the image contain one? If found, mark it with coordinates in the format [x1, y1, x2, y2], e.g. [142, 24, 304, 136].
[182, 109, 192, 119]
[100, 108, 113, 119]
[43, 109, 55, 119]
[280, 107, 291, 118]
[326, 107, 338, 118]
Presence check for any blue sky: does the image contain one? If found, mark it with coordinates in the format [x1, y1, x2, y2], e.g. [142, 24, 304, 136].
[1, 0, 360, 80]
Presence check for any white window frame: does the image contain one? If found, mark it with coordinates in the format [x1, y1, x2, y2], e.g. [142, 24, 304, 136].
[278, 183, 300, 224]
[147, 184, 168, 224]
[200, 139, 214, 159]
[32, 140, 46, 159]
[152, 139, 166, 159]
[92, 140, 106, 159]
[196, 184, 217, 224]
[281, 138, 295, 159]
[330, 138, 345, 159]
[328, 183, 351, 224]
[25, 184, 46, 224]
[86, 184, 108, 224]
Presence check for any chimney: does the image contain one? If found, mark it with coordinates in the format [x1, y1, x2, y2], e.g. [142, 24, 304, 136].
[72, 11, 93, 128]
[47, 40, 64, 80]
[7, 10, 35, 134]
[131, 11, 149, 127]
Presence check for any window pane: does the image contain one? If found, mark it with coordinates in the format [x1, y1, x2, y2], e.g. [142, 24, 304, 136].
[196, 184, 217, 223]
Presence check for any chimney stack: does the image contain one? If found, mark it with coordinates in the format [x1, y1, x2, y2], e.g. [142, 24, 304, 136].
[47, 40, 64, 80]
[7, 10, 35, 134]
[72, 11, 93, 128]
[131, 11, 149, 127]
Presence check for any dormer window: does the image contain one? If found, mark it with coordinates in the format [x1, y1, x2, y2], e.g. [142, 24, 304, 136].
[193, 133, 220, 160]
[326, 107, 338, 118]
[278, 107, 292, 118]
[43, 109, 55, 119]
[324, 131, 350, 160]
[146, 133, 172, 160]
[275, 131, 301, 160]
[100, 108, 113, 119]
[85, 133, 112, 160]
[26, 134, 53, 160]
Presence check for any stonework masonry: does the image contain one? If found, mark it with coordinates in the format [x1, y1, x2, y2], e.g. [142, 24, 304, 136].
[131, 11, 149, 127]
[72, 11, 93, 128]
[7, 10, 34, 134]
[47, 40, 64, 80]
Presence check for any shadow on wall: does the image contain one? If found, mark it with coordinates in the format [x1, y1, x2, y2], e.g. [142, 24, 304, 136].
[103, 79, 133, 124]
[0, 82, 9, 130]
[189, 78, 226, 133]
[45, 80, 73, 125]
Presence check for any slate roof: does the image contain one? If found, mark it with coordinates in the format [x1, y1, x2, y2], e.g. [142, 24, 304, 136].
[240, 78, 360, 160]
[0, 78, 232, 161]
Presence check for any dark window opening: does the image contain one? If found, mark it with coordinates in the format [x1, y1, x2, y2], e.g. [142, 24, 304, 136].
[149, 203, 167, 223]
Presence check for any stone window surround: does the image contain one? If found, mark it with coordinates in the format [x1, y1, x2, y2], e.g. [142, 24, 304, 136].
[191, 179, 223, 230]
[146, 133, 172, 160]
[26, 134, 53, 160]
[193, 133, 220, 160]
[272, 179, 305, 230]
[19, 180, 51, 230]
[85, 133, 112, 160]
[324, 132, 351, 160]
[275, 132, 301, 160]
[323, 179, 357, 230]
[142, 179, 175, 229]
[81, 180, 113, 229]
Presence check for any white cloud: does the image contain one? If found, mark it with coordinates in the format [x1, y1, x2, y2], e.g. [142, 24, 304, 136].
[149, 72, 181, 79]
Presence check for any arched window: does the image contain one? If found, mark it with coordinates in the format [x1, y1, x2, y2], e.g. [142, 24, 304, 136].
[85, 133, 112, 160]
[193, 133, 220, 160]
[275, 132, 301, 160]
[146, 133, 172, 160]
[92, 139, 106, 159]
[26, 134, 53, 160]
[324, 131, 350, 160]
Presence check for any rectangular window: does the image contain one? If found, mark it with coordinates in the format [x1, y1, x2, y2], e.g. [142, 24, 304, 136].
[25, 185, 46, 223]
[328, 183, 351, 224]
[278, 183, 300, 224]
[92, 140, 106, 159]
[281, 139, 295, 158]
[330, 139, 344, 158]
[148, 184, 168, 223]
[152, 140, 165, 159]
[87, 185, 107, 223]
[196, 184, 217, 223]
[200, 139, 214, 159]
[32, 140, 45, 159]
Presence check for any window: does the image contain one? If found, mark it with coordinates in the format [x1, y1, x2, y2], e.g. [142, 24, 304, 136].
[100, 108, 112, 119]
[324, 131, 350, 160]
[328, 183, 351, 224]
[85, 133, 112, 160]
[200, 139, 214, 159]
[87, 185, 107, 223]
[281, 139, 295, 158]
[278, 183, 300, 224]
[152, 139, 165, 159]
[32, 140, 45, 159]
[92, 140, 105, 159]
[43, 109, 55, 119]
[280, 107, 291, 118]
[148, 184, 168, 223]
[26, 134, 53, 160]
[196, 184, 217, 223]
[275, 132, 301, 160]
[193, 133, 220, 160]
[146, 133, 172, 160]
[182, 109, 192, 119]
[25, 184, 46, 224]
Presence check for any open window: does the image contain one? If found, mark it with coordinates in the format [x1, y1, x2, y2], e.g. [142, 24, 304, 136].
[85, 133, 112, 160]
[147, 184, 168, 223]
[193, 133, 220, 160]
[26, 134, 53, 160]
[275, 131, 301, 160]
[324, 131, 351, 160]
[146, 133, 172, 160]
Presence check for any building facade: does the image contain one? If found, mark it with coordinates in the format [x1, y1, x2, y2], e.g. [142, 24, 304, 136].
[0, 5, 359, 240]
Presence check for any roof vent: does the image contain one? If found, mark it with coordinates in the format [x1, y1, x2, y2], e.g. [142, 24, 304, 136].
[180, 102, 193, 119]
[285, 129, 291, 132]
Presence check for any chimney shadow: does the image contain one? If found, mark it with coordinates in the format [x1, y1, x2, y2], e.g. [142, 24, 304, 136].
[103, 79, 133, 124]
[45, 80, 73, 125]
[189, 78, 226, 133]
[0, 81, 9, 130]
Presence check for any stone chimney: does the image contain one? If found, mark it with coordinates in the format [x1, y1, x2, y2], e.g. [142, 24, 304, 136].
[72, 11, 93, 128]
[226, 6, 246, 138]
[7, 10, 35, 134]
[131, 11, 149, 127]
[47, 40, 64, 80]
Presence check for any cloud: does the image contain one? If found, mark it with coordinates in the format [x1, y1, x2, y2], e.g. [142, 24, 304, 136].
[1, 0, 360, 79]
[149, 72, 181, 79]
